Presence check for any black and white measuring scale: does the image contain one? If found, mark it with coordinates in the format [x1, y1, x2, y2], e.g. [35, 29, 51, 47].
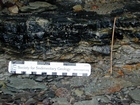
[8, 61, 91, 76]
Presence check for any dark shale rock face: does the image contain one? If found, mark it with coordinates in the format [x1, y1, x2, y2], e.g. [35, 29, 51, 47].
[0, 1, 140, 60]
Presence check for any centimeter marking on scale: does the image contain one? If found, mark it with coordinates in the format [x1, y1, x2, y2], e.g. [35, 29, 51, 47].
[8, 61, 91, 76]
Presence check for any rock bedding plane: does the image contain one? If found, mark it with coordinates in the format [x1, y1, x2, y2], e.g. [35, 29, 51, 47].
[0, 0, 140, 104]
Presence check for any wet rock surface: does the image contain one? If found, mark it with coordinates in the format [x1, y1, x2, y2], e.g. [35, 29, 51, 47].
[0, 0, 140, 105]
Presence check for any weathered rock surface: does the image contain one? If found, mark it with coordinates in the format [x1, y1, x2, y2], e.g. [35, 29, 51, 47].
[0, 0, 140, 105]
[6, 77, 46, 89]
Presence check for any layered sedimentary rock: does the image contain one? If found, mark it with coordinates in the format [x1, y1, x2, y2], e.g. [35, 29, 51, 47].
[0, 1, 140, 61]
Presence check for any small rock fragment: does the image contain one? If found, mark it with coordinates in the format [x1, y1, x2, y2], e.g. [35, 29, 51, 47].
[35, 75, 47, 82]
[25, 98, 37, 105]
[15, 1, 23, 8]
[74, 89, 84, 97]
[52, 98, 71, 105]
[19, 1, 57, 12]
[73, 4, 83, 12]
[8, 5, 18, 13]
[74, 97, 98, 105]
[107, 84, 121, 93]
[55, 88, 70, 98]
[91, 5, 98, 10]
[129, 89, 140, 102]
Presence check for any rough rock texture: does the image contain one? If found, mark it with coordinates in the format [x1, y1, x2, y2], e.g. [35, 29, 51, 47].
[0, 2, 140, 59]
[0, 0, 140, 105]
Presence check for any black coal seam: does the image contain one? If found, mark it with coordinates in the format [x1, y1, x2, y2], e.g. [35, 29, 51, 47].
[1, 4, 140, 51]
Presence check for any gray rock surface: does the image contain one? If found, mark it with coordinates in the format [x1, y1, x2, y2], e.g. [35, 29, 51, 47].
[6, 77, 46, 89]
[129, 89, 140, 102]
[52, 98, 71, 105]
[0, 0, 140, 104]
[74, 97, 99, 105]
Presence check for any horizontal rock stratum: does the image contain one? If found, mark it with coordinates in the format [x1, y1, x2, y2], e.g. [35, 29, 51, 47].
[0, 1, 140, 59]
